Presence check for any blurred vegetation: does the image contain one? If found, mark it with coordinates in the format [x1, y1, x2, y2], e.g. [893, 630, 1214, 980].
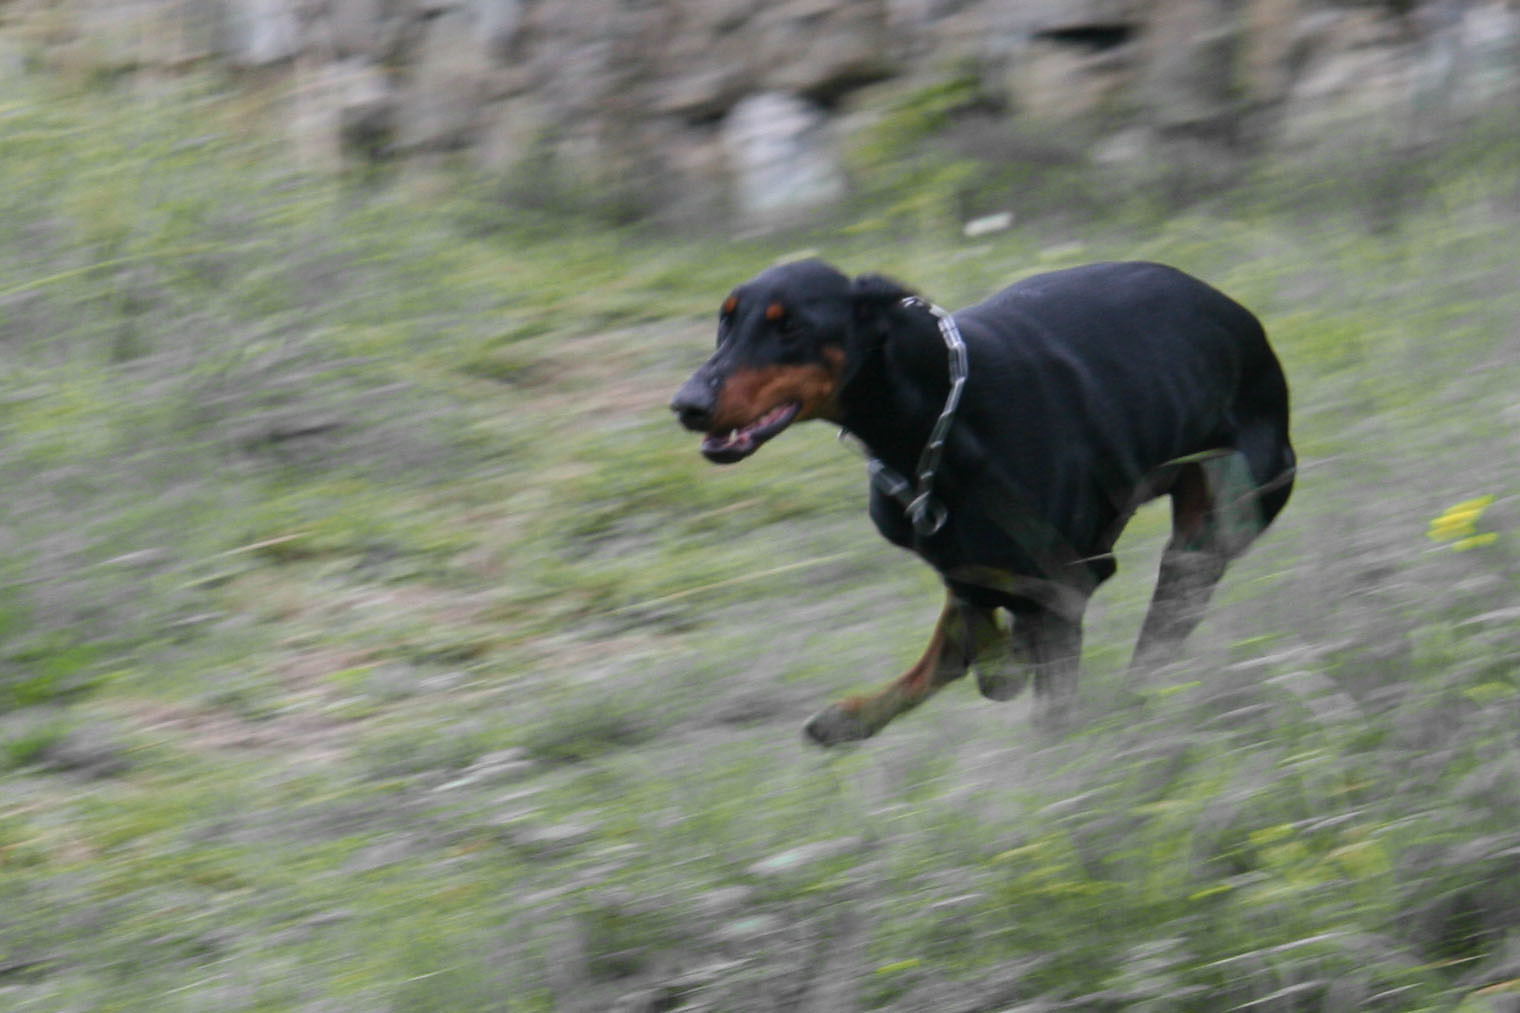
[0, 68, 1518, 1011]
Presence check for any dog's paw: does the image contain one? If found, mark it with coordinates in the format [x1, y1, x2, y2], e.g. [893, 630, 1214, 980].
[803, 705, 873, 747]
[975, 668, 1029, 702]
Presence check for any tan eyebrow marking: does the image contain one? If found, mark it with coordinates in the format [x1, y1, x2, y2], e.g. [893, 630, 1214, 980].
[765, 302, 786, 322]
[722, 295, 739, 315]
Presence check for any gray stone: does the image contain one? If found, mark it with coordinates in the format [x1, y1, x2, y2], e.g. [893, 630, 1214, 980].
[693, 885, 757, 918]
[1435, 1, 1520, 111]
[1010, 34, 1137, 126]
[433, 747, 534, 789]
[395, 8, 491, 151]
[227, 0, 302, 67]
[1140, 0, 1241, 133]
[477, 0, 523, 61]
[715, 914, 785, 944]
[288, 57, 395, 172]
[73, 0, 228, 70]
[1277, 11, 1416, 147]
[755, 1, 895, 104]
[652, 65, 752, 122]
[342, 837, 417, 872]
[608, 989, 665, 1013]
[328, 0, 385, 59]
[721, 92, 846, 229]
[745, 837, 864, 880]
[474, 96, 547, 172]
[435, 765, 526, 792]
[506, 820, 598, 857]
[1239, 0, 1301, 105]
[1091, 125, 1155, 165]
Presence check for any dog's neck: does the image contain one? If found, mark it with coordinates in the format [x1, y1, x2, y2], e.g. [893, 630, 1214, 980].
[836, 303, 952, 477]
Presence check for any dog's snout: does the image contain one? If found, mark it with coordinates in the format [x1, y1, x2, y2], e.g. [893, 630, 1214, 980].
[670, 374, 717, 432]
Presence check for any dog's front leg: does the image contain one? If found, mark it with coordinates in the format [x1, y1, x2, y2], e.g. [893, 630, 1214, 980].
[803, 595, 1000, 746]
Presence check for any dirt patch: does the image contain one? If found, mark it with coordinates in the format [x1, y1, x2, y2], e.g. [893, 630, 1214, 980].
[116, 698, 349, 765]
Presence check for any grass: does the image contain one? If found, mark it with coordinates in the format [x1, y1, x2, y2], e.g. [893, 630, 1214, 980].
[0, 70, 1518, 1011]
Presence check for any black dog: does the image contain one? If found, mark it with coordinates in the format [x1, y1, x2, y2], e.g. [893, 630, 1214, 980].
[670, 259, 1294, 746]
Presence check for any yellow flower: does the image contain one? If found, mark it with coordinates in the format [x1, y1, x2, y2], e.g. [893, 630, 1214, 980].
[1428, 495, 1495, 544]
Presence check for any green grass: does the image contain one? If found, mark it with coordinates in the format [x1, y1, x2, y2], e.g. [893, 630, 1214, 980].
[1, 71, 1518, 1010]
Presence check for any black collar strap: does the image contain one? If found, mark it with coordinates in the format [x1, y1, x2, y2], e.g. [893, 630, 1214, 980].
[848, 296, 969, 538]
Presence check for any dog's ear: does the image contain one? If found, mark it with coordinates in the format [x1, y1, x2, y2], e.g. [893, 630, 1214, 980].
[838, 274, 914, 390]
[850, 273, 914, 324]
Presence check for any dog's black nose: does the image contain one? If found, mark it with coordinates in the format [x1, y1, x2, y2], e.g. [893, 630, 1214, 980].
[670, 374, 717, 432]
[670, 396, 713, 432]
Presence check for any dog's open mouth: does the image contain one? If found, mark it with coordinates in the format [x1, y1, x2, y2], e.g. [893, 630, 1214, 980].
[700, 402, 801, 464]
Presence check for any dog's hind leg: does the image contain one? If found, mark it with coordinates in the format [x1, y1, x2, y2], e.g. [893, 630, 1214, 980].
[1130, 454, 1259, 673]
[804, 594, 1000, 747]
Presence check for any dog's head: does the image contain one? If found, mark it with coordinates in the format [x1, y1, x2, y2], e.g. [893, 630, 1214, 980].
[670, 259, 911, 464]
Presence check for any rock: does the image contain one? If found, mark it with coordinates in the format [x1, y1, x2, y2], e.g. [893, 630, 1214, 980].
[721, 92, 847, 230]
[506, 820, 598, 857]
[343, 837, 418, 872]
[338, 62, 397, 160]
[745, 837, 864, 880]
[433, 747, 535, 790]
[612, 958, 749, 1012]
[608, 988, 665, 1013]
[474, 95, 547, 172]
[693, 885, 756, 919]
[1091, 125, 1154, 165]
[288, 57, 395, 172]
[68, 0, 226, 71]
[755, 1, 895, 104]
[1420, 1, 1520, 116]
[652, 65, 752, 122]
[479, 746, 530, 766]
[1010, 32, 1137, 127]
[227, 0, 302, 67]
[328, 0, 386, 59]
[1141, 0, 1241, 134]
[395, 7, 491, 151]
[477, 0, 523, 61]
[962, 211, 1012, 238]
[1240, 0, 1301, 105]
[1276, 11, 1416, 147]
[715, 914, 785, 945]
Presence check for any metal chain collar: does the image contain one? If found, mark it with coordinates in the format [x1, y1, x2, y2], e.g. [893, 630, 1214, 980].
[851, 296, 969, 538]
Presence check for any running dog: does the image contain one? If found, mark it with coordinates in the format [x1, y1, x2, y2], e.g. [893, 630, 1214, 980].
[670, 259, 1295, 745]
